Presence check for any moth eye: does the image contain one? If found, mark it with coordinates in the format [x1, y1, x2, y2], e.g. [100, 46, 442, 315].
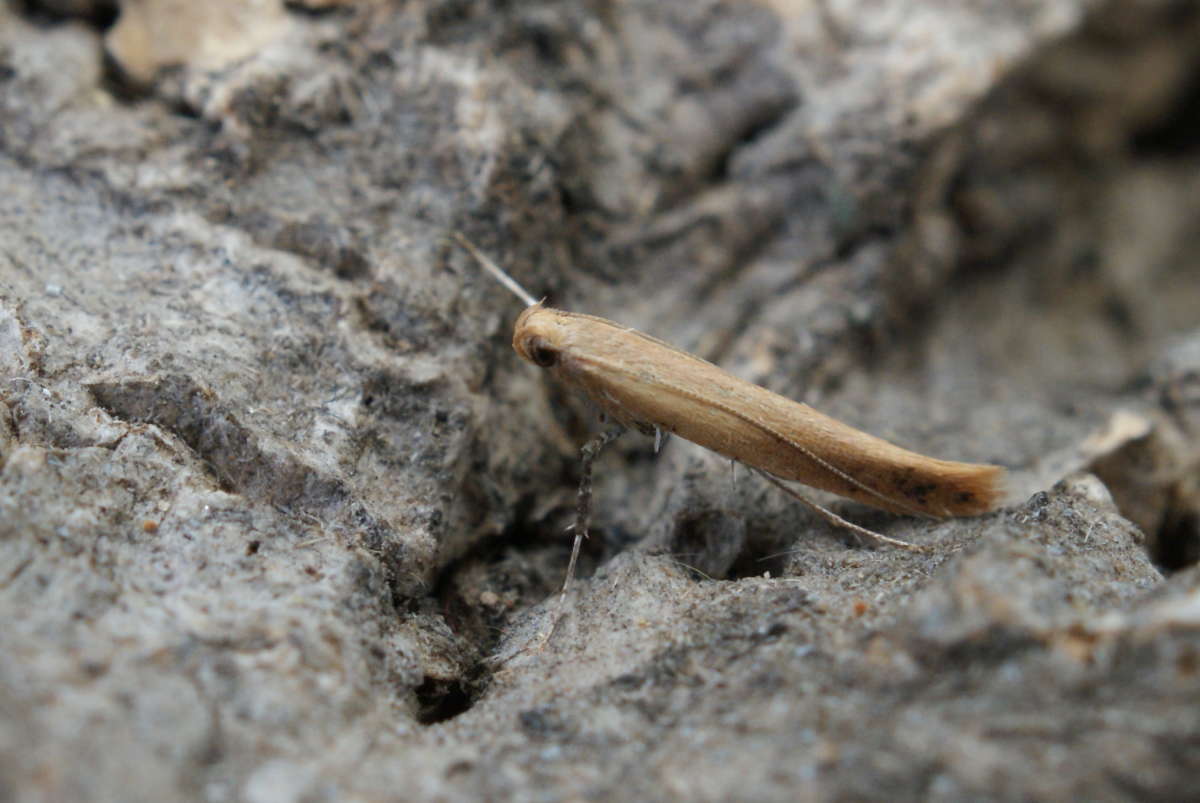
[531, 343, 559, 368]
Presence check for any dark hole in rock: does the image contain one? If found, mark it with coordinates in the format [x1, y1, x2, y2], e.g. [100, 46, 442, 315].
[414, 676, 473, 725]
[1155, 507, 1200, 571]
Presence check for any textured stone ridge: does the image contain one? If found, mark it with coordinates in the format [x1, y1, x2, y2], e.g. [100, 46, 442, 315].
[2, 1, 1199, 800]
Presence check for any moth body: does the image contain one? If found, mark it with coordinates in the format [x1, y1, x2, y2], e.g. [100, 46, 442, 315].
[513, 303, 1005, 518]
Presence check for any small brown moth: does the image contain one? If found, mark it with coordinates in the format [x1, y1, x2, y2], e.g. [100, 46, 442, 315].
[455, 235, 1006, 616]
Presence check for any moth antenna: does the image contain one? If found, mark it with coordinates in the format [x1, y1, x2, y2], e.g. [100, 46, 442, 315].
[452, 232, 539, 307]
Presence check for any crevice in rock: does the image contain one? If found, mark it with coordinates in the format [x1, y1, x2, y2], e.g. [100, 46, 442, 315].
[1130, 57, 1200, 157]
[433, 517, 588, 647]
[1153, 501, 1200, 571]
[86, 374, 418, 600]
[12, 0, 118, 29]
[414, 500, 648, 722]
[99, 48, 154, 103]
[90, 375, 346, 508]
[415, 676, 474, 725]
[705, 93, 800, 184]
[656, 508, 746, 582]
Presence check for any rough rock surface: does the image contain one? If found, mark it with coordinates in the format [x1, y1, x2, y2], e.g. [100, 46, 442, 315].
[1, 1, 1199, 800]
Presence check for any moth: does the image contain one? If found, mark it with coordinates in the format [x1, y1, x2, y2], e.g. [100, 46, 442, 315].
[455, 235, 1006, 616]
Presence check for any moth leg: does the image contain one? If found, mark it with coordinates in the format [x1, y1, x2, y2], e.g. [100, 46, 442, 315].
[541, 425, 625, 644]
[750, 467, 930, 553]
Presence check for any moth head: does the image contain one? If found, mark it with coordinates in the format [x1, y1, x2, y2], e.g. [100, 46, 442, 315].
[512, 303, 566, 369]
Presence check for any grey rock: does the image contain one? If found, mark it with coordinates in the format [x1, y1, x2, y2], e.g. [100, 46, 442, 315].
[1, 1, 1198, 800]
